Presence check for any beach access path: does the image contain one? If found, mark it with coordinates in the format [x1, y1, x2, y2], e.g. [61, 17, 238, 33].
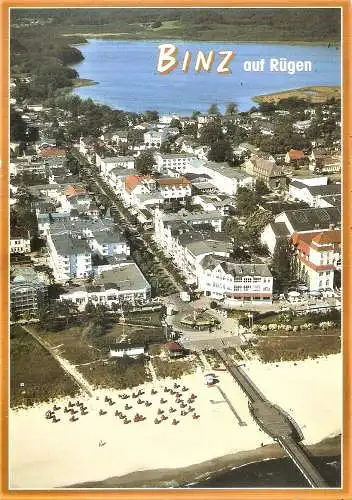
[21, 326, 94, 396]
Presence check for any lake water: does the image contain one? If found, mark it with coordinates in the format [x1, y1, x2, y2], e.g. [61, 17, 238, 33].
[71, 39, 340, 114]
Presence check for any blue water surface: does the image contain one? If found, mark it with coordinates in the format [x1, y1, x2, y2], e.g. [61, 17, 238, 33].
[71, 39, 340, 114]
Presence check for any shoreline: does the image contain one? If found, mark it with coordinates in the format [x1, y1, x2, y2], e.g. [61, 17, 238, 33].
[10, 355, 342, 489]
[71, 78, 98, 89]
[67, 435, 341, 488]
[63, 34, 339, 46]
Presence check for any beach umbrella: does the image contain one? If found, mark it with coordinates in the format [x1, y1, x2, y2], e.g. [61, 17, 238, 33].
[288, 291, 300, 298]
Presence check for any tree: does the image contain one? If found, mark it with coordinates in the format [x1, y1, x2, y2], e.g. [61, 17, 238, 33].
[207, 140, 233, 163]
[225, 102, 238, 115]
[64, 152, 80, 175]
[159, 141, 172, 153]
[199, 121, 224, 146]
[208, 104, 221, 115]
[244, 209, 273, 253]
[235, 187, 257, 217]
[169, 118, 182, 131]
[38, 300, 79, 331]
[136, 151, 156, 175]
[10, 106, 27, 142]
[271, 239, 293, 290]
[255, 179, 270, 198]
[143, 110, 159, 122]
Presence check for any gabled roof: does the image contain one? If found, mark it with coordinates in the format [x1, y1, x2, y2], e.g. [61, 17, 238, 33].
[251, 156, 283, 177]
[38, 147, 66, 158]
[307, 184, 341, 197]
[64, 184, 87, 198]
[291, 229, 341, 252]
[270, 222, 290, 237]
[283, 207, 341, 232]
[287, 149, 305, 160]
[200, 255, 272, 277]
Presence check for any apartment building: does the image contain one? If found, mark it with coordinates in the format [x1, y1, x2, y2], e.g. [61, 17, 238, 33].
[143, 130, 165, 148]
[291, 229, 341, 290]
[47, 233, 92, 281]
[154, 153, 197, 175]
[97, 155, 135, 177]
[187, 161, 253, 196]
[154, 208, 224, 250]
[197, 255, 273, 302]
[157, 177, 192, 200]
[10, 276, 48, 316]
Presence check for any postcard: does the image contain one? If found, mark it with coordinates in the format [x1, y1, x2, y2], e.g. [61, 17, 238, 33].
[1, 2, 350, 499]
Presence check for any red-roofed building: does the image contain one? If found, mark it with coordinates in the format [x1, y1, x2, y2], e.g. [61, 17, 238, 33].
[285, 149, 305, 164]
[64, 185, 87, 199]
[162, 341, 184, 358]
[123, 175, 156, 206]
[291, 229, 341, 290]
[38, 147, 66, 158]
[157, 177, 192, 200]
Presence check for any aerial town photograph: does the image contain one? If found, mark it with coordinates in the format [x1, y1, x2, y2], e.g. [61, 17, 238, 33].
[8, 7, 342, 491]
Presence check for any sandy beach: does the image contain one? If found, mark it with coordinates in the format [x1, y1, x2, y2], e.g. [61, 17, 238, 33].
[9, 353, 342, 489]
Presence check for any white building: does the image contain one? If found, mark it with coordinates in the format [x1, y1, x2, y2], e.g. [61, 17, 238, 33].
[59, 262, 151, 308]
[154, 153, 197, 175]
[289, 176, 328, 202]
[291, 229, 341, 290]
[143, 130, 166, 148]
[187, 161, 253, 196]
[197, 255, 273, 302]
[260, 222, 290, 255]
[288, 181, 341, 208]
[159, 114, 179, 125]
[123, 175, 156, 207]
[10, 235, 31, 254]
[260, 207, 341, 255]
[47, 233, 92, 282]
[97, 155, 135, 177]
[157, 177, 192, 200]
[106, 167, 139, 193]
[109, 344, 145, 358]
[154, 208, 223, 250]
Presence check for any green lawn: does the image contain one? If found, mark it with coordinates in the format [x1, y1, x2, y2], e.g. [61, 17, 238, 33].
[10, 326, 77, 407]
[253, 334, 341, 363]
[79, 356, 152, 390]
[152, 357, 197, 379]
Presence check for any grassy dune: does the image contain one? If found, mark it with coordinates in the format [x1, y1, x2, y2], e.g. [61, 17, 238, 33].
[253, 85, 340, 105]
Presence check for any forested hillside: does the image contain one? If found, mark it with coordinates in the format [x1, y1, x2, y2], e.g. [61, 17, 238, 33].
[11, 8, 340, 42]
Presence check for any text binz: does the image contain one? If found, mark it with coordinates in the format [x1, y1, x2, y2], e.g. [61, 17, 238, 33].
[157, 44, 235, 75]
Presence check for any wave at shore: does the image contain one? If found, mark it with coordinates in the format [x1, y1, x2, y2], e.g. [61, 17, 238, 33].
[68, 435, 341, 489]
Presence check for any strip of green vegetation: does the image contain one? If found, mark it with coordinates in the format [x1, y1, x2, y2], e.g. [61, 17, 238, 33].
[79, 356, 151, 390]
[250, 335, 341, 363]
[152, 357, 196, 379]
[10, 326, 77, 408]
[72, 78, 97, 88]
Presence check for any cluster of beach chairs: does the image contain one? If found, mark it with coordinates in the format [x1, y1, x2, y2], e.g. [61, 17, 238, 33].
[44, 400, 88, 423]
[44, 382, 200, 426]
